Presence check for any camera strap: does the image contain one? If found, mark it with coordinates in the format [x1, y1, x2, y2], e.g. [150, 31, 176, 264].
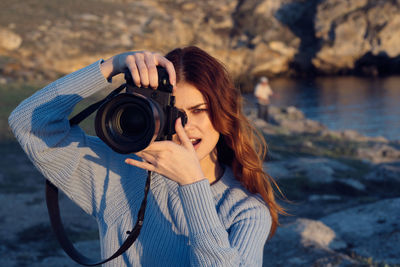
[69, 83, 127, 126]
[45, 83, 151, 266]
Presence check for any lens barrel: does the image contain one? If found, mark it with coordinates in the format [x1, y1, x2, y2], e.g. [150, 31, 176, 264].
[95, 93, 163, 154]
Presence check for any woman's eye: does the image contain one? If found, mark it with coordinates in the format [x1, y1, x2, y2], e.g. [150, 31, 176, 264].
[193, 108, 207, 114]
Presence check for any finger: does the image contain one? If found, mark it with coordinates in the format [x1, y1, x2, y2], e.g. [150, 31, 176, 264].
[172, 132, 181, 145]
[125, 158, 155, 172]
[135, 150, 157, 164]
[155, 54, 176, 87]
[144, 52, 158, 89]
[134, 53, 149, 87]
[140, 140, 172, 153]
[175, 117, 193, 150]
[125, 55, 141, 87]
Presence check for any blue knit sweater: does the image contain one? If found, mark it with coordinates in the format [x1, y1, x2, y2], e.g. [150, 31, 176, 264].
[8, 60, 271, 266]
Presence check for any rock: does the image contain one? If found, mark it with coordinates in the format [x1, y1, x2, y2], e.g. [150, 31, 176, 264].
[263, 161, 291, 179]
[313, 0, 400, 75]
[30, 239, 100, 267]
[0, 77, 8, 85]
[294, 162, 334, 183]
[0, 28, 22, 51]
[268, 106, 327, 133]
[308, 194, 342, 202]
[321, 198, 400, 265]
[1, 0, 400, 82]
[264, 218, 352, 266]
[296, 219, 347, 250]
[369, 3, 400, 58]
[79, 13, 100, 22]
[314, 0, 368, 39]
[357, 144, 400, 163]
[276, 106, 305, 121]
[365, 162, 400, 183]
[336, 178, 366, 192]
[320, 129, 389, 144]
[285, 157, 353, 183]
[250, 41, 297, 76]
[340, 130, 363, 140]
[319, 129, 343, 139]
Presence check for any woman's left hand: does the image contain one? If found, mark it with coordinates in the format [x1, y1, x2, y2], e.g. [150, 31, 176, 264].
[125, 118, 206, 185]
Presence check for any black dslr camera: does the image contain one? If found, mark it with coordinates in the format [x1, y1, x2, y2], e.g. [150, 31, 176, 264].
[94, 67, 187, 154]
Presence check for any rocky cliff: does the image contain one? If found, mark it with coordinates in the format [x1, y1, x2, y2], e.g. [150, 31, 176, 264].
[1, 0, 400, 88]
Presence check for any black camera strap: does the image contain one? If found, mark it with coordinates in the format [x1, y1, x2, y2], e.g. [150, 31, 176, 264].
[45, 83, 151, 266]
[69, 83, 127, 126]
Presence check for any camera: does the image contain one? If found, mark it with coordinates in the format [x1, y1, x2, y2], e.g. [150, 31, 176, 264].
[94, 67, 187, 154]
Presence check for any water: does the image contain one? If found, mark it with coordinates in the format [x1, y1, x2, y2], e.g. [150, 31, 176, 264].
[265, 76, 400, 141]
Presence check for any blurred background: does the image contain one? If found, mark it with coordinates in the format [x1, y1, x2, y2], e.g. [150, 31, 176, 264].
[0, 0, 399, 266]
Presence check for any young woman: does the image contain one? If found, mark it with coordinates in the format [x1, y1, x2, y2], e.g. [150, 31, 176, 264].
[9, 46, 284, 266]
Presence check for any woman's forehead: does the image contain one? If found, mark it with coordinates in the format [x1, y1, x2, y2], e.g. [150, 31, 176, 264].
[174, 82, 207, 107]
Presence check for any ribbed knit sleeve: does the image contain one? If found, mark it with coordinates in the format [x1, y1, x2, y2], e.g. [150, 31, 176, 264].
[8, 60, 142, 220]
[178, 180, 271, 266]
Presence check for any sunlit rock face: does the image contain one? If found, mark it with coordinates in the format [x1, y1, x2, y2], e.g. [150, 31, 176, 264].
[313, 0, 400, 76]
[1, 0, 399, 83]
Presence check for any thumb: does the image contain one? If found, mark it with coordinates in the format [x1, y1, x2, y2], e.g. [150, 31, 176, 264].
[175, 118, 193, 150]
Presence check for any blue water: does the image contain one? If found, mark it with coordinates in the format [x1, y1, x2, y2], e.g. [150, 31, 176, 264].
[264, 76, 400, 141]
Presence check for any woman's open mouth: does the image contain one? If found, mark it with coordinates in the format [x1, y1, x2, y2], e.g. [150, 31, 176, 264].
[190, 138, 201, 149]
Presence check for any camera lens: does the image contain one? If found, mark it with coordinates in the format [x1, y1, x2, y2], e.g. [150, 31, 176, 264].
[115, 105, 148, 136]
[95, 93, 163, 154]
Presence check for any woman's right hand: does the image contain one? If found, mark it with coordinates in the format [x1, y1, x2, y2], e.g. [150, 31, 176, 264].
[100, 51, 176, 89]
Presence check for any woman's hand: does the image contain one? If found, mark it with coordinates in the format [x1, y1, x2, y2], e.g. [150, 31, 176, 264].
[100, 51, 176, 88]
[125, 118, 206, 185]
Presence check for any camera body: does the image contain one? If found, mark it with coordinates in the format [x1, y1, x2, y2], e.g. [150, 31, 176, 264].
[95, 67, 187, 154]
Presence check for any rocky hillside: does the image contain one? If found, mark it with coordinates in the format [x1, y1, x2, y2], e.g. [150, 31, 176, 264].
[1, 0, 400, 89]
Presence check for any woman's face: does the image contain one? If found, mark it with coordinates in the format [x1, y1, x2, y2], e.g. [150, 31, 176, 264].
[173, 81, 220, 167]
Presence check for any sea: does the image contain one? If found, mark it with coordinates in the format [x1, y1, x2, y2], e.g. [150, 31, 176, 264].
[256, 76, 400, 141]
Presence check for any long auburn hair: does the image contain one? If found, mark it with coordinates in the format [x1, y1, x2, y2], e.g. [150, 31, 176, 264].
[165, 46, 285, 237]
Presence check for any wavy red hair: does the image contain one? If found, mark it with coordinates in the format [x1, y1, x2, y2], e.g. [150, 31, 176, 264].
[165, 46, 285, 237]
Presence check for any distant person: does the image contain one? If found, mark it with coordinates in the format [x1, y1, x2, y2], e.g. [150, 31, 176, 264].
[9, 46, 285, 266]
[254, 76, 273, 122]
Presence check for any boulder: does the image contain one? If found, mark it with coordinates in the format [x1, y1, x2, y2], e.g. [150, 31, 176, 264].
[357, 143, 400, 163]
[264, 218, 352, 266]
[321, 198, 400, 265]
[364, 162, 400, 183]
[263, 161, 291, 179]
[0, 28, 22, 51]
[268, 106, 327, 134]
[336, 178, 366, 192]
[313, 0, 400, 75]
[284, 157, 353, 183]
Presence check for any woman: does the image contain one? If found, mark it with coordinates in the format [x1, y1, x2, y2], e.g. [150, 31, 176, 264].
[9, 46, 284, 266]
